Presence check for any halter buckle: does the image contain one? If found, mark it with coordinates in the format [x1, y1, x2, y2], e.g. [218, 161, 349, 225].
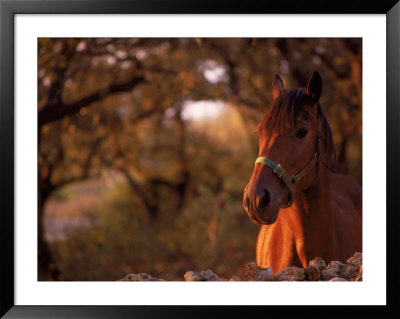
[273, 164, 285, 179]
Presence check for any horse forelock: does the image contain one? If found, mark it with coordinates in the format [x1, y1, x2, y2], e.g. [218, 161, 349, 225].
[262, 88, 336, 168]
[264, 88, 307, 135]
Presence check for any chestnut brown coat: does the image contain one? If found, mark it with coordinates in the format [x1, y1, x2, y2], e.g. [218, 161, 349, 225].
[243, 71, 362, 273]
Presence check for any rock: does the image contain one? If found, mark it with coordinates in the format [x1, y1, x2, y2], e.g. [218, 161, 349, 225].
[339, 264, 359, 280]
[184, 271, 203, 281]
[273, 266, 305, 281]
[184, 269, 225, 281]
[320, 268, 340, 281]
[355, 265, 363, 281]
[229, 276, 242, 281]
[347, 252, 362, 268]
[243, 262, 272, 281]
[118, 273, 164, 281]
[327, 260, 344, 273]
[200, 269, 225, 281]
[329, 276, 347, 281]
[309, 257, 327, 270]
[254, 268, 273, 281]
[243, 262, 259, 280]
[304, 265, 320, 281]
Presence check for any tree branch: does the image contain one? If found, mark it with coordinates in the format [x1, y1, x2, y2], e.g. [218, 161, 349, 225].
[53, 137, 103, 189]
[45, 42, 77, 107]
[208, 41, 258, 108]
[38, 75, 146, 127]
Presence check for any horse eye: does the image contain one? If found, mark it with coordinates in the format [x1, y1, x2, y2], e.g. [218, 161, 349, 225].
[296, 128, 308, 138]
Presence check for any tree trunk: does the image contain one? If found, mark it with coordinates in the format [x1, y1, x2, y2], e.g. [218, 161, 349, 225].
[38, 186, 62, 281]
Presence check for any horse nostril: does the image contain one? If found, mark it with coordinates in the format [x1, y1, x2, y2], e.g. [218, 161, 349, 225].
[259, 189, 270, 209]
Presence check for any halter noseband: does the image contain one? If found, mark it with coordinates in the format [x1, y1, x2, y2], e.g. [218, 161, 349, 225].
[255, 153, 319, 208]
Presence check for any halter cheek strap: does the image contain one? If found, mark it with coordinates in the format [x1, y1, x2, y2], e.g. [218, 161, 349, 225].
[255, 152, 319, 208]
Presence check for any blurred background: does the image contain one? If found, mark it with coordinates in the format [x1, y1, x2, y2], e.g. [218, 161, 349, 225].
[38, 38, 362, 281]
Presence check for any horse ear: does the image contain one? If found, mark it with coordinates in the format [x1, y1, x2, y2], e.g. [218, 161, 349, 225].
[306, 71, 322, 103]
[271, 74, 285, 99]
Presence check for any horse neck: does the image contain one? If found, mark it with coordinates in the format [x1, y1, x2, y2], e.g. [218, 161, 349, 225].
[290, 161, 336, 264]
[296, 160, 333, 227]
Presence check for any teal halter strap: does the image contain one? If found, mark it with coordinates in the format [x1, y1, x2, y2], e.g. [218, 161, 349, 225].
[255, 152, 319, 208]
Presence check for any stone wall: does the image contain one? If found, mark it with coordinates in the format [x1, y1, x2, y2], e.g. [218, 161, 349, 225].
[118, 252, 362, 282]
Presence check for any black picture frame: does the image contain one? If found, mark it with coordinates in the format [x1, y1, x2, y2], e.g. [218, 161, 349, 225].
[1, 0, 399, 318]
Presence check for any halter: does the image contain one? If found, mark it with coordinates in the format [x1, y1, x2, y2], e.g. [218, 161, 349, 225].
[254, 106, 337, 208]
[255, 152, 319, 208]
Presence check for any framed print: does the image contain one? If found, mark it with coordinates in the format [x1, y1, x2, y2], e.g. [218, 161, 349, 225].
[1, 0, 399, 318]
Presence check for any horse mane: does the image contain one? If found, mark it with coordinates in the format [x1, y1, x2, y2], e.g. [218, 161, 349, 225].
[263, 88, 336, 169]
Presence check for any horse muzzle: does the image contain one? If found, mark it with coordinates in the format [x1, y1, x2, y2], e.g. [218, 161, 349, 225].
[243, 185, 282, 225]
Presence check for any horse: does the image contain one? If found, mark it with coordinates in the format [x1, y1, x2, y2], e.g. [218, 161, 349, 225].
[242, 71, 362, 273]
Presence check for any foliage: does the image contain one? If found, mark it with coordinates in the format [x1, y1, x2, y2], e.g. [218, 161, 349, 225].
[50, 174, 258, 281]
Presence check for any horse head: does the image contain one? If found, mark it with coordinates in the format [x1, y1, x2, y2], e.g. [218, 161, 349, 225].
[243, 71, 335, 225]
